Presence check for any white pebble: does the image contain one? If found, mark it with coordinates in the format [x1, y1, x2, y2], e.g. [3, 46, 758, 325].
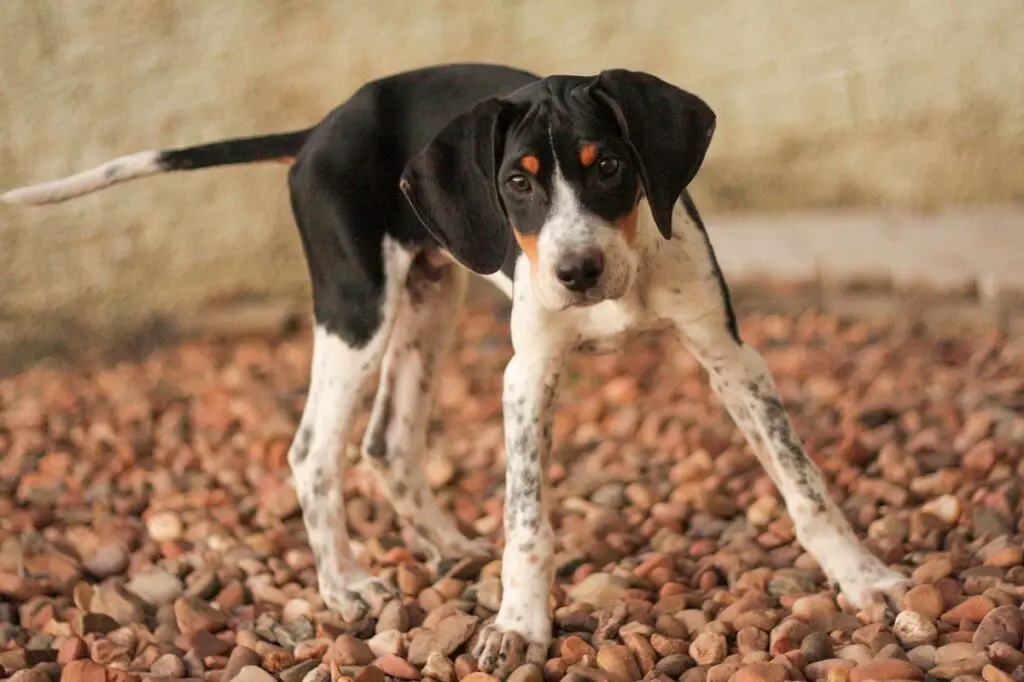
[146, 511, 183, 542]
[894, 609, 938, 646]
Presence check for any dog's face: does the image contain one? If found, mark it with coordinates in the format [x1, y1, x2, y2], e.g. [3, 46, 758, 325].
[493, 101, 643, 308]
[401, 70, 716, 311]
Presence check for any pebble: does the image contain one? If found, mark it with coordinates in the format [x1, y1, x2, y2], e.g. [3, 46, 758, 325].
[282, 598, 315, 625]
[849, 658, 923, 682]
[221, 646, 263, 682]
[595, 644, 641, 680]
[506, 664, 542, 682]
[791, 594, 837, 628]
[972, 605, 1024, 649]
[932, 642, 990, 677]
[281, 660, 320, 682]
[61, 660, 140, 682]
[422, 653, 457, 682]
[561, 636, 596, 662]
[58, 638, 89, 664]
[376, 600, 409, 633]
[10, 669, 51, 682]
[174, 596, 229, 634]
[982, 664, 1015, 682]
[185, 629, 233, 657]
[373, 655, 421, 680]
[733, 662, 789, 682]
[146, 511, 184, 542]
[984, 547, 1024, 568]
[566, 573, 629, 608]
[913, 557, 954, 583]
[89, 582, 147, 625]
[126, 569, 185, 605]
[690, 632, 728, 666]
[900, 584, 945, 620]
[366, 630, 405, 658]
[397, 564, 428, 597]
[355, 665, 388, 682]
[461, 674, 499, 682]
[770, 619, 812, 655]
[406, 613, 479, 665]
[906, 644, 937, 671]
[294, 639, 332, 662]
[78, 612, 119, 636]
[801, 631, 834, 663]
[737, 627, 769, 655]
[655, 654, 694, 678]
[83, 545, 129, 578]
[328, 636, 375, 666]
[941, 596, 996, 624]
[623, 633, 657, 674]
[893, 610, 938, 646]
[232, 665, 277, 682]
[475, 576, 502, 611]
[426, 457, 456, 488]
[150, 654, 187, 678]
[804, 659, 856, 681]
[921, 495, 961, 524]
[988, 642, 1024, 670]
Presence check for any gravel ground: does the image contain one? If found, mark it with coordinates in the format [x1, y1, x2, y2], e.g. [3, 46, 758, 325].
[1, 304, 1022, 682]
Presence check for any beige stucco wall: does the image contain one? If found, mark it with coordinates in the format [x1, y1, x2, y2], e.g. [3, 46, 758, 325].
[1, 1, 1022, 367]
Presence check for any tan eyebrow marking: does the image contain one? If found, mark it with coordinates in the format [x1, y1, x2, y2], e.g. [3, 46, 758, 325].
[579, 143, 598, 167]
[520, 155, 540, 175]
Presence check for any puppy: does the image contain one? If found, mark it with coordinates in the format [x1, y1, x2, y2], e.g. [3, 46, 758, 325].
[3, 63, 909, 677]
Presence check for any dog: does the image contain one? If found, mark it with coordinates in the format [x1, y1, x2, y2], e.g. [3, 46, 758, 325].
[3, 62, 909, 677]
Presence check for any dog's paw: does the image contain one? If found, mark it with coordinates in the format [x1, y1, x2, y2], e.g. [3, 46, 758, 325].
[320, 573, 398, 622]
[472, 622, 549, 680]
[433, 534, 494, 561]
[839, 569, 910, 623]
[411, 526, 494, 566]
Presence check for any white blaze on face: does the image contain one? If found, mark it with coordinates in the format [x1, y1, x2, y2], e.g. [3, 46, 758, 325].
[530, 161, 639, 311]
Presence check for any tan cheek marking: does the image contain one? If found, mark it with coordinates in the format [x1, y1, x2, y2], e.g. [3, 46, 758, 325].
[618, 205, 639, 245]
[521, 155, 540, 175]
[513, 229, 539, 267]
[579, 143, 597, 167]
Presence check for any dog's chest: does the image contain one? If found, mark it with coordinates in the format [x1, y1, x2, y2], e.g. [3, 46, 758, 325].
[570, 291, 667, 354]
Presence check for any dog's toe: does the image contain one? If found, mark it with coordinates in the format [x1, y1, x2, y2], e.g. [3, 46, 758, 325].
[839, 569, 910, 623]
[472, 622, 548, 680]
[321, 573, 398, 621]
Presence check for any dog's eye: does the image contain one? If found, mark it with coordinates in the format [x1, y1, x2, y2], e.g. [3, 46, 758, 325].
[507, 174, 532, 193]
[597, 157, 621, 177]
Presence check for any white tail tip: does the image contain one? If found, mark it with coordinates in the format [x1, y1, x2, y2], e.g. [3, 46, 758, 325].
[1, 150, 163, 205]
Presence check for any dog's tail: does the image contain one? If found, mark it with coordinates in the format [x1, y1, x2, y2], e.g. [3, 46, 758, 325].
[1, 129, 311, 205]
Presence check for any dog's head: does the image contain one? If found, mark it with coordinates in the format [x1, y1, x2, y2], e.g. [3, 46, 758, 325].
[400, 69, 716, 311]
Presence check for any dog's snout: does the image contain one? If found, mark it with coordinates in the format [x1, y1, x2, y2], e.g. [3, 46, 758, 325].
[555, 249, 605, 292]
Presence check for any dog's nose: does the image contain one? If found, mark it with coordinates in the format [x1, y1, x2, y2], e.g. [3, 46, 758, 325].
[555, 249, 605, 292]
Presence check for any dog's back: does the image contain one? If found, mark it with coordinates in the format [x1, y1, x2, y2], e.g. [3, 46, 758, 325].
[1, 63, 540, 207]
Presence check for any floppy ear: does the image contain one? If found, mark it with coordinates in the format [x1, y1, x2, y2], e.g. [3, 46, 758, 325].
[400, 98, 518, 275]
[589, 69, 716, 239]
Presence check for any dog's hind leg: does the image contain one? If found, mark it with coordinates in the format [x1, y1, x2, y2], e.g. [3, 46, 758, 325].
[289, 322, 399, 621]
[287, 151, 416, 618]
[361, 250, 492, 563]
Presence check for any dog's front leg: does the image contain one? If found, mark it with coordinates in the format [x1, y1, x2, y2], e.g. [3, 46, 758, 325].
[648, 207, 908, 615]
[473, 303, 569, 677]
[662, 294, 910, 613]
